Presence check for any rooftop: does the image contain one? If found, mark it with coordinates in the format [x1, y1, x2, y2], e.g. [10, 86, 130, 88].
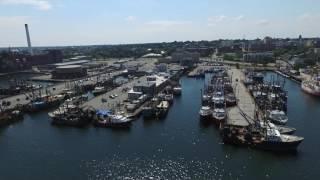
[53, 60, 89, 66]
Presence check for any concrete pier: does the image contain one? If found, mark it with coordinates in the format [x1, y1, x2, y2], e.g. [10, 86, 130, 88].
[226, 68, 255, 127]
[81, 76, 146, 116]
[0, 70, 124, 109]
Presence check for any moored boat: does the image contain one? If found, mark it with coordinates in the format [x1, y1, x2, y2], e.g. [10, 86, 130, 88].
[212, 108, 226, 123]
[266, 110, 288, 125]
[226, 93, 237, 107]
[173, 86, 182, 95]
[92, 86, 107, 96]
[49, 104, 92, 127]
[253, 128, 304, 151]
[156, 101, 169, 118]
[93, 109, 132, 128]
[199, 106, 212, 121]
[301, 76, 320, 96]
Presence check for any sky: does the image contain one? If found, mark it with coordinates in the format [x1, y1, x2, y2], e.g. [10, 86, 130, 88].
[0, 0, 320, 47]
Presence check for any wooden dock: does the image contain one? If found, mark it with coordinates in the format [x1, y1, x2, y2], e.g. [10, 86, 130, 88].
[226, 68, 255, 127]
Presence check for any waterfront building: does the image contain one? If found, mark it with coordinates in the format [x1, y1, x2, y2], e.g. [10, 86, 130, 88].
[51, 65, 87, 79]
[158, 50, 200, 67]
[242, 52, 274, 62]
[133, 81, 156, 97]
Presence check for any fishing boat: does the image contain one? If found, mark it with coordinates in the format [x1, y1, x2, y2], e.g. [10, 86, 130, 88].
[211, 91, 224, 106]
[253, 128, 304, 151]
[164, 94, 174, 104]
[93, 109, 132, 128]
[202, 94, 211, 105]
[142, 98, 158, 119]
[222, 122, 303, 151]
[173, 86, 182, 95]
[92, 86, 107, 96]
[266, 110, 288, 125]
[156, 101, 169, 118]
[301, 76, 320, 96]
[49, 104, 92, 127]
[212, 108, 226, 123]
[226, 93, 237, 106]
[212, 93, 226, 124]
[0, 109, 24, 126]
[199, 106, 212, 121]
[260, 121, 296, 135]
[28, 94, 65, 112]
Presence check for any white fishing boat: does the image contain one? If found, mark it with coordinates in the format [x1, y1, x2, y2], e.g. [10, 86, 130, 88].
[266, 110, 288, 125]
[94, 109, 132, 128]
[92, 86, 107, 96]
[173, 86, 182, 95]
[199, 106, 212, 121]
[212, 108, 226, 122]
[301, 76, 320, 96]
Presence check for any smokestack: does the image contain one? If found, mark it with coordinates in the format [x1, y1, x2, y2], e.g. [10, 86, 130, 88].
[25, 24, 33, 56]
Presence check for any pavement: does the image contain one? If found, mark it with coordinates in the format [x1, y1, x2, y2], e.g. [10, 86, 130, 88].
[226, 68, 255, 127]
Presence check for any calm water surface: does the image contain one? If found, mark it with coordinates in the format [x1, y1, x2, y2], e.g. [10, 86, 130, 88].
[0, 73, 52, 88]
[0, 72, 319, 179]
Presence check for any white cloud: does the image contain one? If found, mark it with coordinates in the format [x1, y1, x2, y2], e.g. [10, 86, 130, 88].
[0, 0, 52, 10]
[256, 19, 270, 26]
[125, 16, 137, 22]
[208, 15, 227, 23]
[234, 15, 244, 21]
[207, 15, 244, 26]
[146, 20, 192, 27]
[298, 13, 320, 21]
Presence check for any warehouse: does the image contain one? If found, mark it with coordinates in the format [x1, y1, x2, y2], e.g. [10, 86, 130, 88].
[51, 65, 87, 79]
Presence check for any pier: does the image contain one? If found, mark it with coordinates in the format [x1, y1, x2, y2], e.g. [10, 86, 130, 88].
[226, 68, 255, 127]
[188, 64, 213, 77]
[81, 76, 146, 117]
[0, 70, 124, 109]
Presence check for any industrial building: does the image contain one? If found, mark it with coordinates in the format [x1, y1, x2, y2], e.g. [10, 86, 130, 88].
[158, 50, 200, 67]
[51, 62, 87, 79]
[242, 52, 274, 63]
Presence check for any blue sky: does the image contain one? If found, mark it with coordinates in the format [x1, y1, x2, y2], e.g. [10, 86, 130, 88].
[0, 0, 320, 47]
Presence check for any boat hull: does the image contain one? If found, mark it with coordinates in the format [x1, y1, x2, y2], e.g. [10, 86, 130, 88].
[94, 121, 131, 128]
[253, 140, 303, 151]
[301, 83, 320, 96]
[199, 114, 212, 122]
[51, 117, 91, 127]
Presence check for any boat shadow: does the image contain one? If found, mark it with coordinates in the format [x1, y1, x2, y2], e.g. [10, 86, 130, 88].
[199, 119, 219, 129]
[143, 117, 166, 127]
[221, 142, 300, 157]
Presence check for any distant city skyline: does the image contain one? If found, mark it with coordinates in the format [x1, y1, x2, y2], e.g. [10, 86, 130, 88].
[0, 0, 320, 47]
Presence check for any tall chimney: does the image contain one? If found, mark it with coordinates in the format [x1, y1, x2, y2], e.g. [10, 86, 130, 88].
[25, 24, 33, 55]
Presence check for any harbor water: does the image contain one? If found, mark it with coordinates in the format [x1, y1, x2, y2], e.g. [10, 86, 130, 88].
[0, 73, 53, 88]
[0, 72, 319, 179]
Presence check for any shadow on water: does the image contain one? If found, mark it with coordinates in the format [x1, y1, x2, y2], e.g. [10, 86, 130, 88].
[143, 118, 166, 127]
[198, 119, 216, 128]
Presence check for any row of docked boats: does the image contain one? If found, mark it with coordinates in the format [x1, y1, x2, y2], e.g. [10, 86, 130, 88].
[221, 109, 303, 151]
[142, 85, 181, 120]
[243, 70, 289, 125]
[222, 69, 303, 151]
[48, 96, 132, 128]
[198, 67, 304, 151]
[199, 68, 237, 125]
